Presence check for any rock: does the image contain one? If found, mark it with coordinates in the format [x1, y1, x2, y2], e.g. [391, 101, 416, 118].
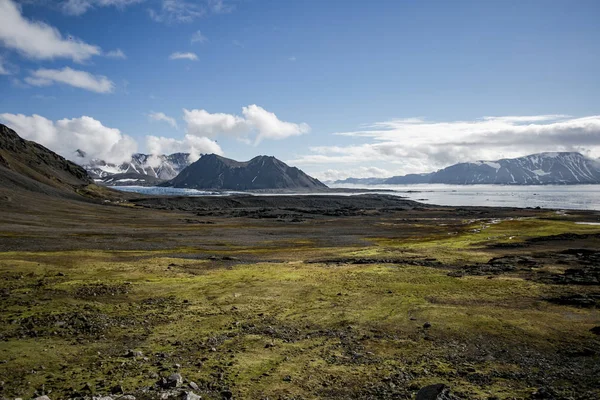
[111, 384, 124, 394]
[416, 383, 457, 400]
[167, 373, 184, 388]
[92, 397, 114, 400]
[590, 326, 600, 335]
[221, 390, 233, 399]
[189, 381, 200, 391]
[125, 349, 143, 358]
[282, 375, 292, 382]
[180, 392, 202, 400]
[34, 397, 52, 400]
[423, 322, 432, 329]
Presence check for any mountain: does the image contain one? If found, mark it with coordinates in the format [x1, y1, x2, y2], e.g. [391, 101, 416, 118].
[77, 152, 191, 186]
[334, 177, 387, 185]
[334, 152, 600, 185]
[0, 123, 92, 197]
[165, 154, 328, 190]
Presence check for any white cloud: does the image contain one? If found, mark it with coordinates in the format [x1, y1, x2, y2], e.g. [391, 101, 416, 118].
[25, 67, 114, 93]
[146, 134, 223, 162]
[149, 0, 205, 23]
[288, 56, 296, 62]
[148, 111, 178, 129]
[61, 0, 145, 16]
[169, 51, 198, 61]
[314, 167, 395, 182]
[0, 113, 137, 164]
[183, 105, 310, 144]
[0, 56, 9, 75]
[0, 0, 101, 62]
[183, 108, 248, 137]
[191, 30, 208, 44]
[208, 0, 233, 14]
[105, 48, 126, 59]
[290, 115, 600, 175]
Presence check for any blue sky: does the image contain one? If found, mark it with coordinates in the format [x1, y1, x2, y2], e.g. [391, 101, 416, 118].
[1, 0, 599, 180]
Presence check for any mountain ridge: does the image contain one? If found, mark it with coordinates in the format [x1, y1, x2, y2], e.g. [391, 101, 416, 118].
[76, 151, 192, 186]
[335, 152, 600, 185]
[164, 154, 328, 190]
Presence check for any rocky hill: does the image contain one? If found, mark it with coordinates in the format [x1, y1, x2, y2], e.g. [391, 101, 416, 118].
[0, 123, 92, 196]
[334, 152, 600, 185]
[165, 154, 328, 190]
[77, 152, 191, 186]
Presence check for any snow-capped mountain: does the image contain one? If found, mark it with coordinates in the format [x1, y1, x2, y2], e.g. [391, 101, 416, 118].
[429, 152, 600, 184]
[334, 152, 600, 185]
[75, 151, 192, 186]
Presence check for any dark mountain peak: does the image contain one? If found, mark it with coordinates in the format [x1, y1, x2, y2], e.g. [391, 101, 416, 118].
[165, 154, 327, 190]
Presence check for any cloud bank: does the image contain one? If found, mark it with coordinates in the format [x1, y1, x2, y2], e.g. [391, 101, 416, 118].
[290, 115, 600, 177]
[0, 113, 137, 164]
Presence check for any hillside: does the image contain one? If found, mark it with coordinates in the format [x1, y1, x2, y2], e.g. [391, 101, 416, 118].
[165, 154, 328, 190]
[0, 124, 92, 196]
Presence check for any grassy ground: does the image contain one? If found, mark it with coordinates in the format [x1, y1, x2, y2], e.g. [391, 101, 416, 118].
[1, 204, 600, 399]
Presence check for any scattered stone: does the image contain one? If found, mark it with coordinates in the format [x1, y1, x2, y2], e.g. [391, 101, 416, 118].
[180, 392, 202, 400]
[189, 381, 200, 391]
[167, 373, 183, 388]
[416, 383, 458, 400]
[282, 375, 292, 382]
[125, 349, 143, 358]
[56, 272, 66, 276]
[34, 397, 52, 400]
[423, 322, 432, 329]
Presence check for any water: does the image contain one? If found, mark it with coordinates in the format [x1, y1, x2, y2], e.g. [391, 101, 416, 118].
[115, 184, 600, 211]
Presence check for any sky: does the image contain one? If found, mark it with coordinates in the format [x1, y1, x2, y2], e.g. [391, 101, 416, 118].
[1, 0, 599, 181]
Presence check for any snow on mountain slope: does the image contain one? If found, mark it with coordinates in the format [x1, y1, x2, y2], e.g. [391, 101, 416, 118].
[430, 152, 600, 184]
[75, 151, 192, 186]
[335, 152, 600, 185]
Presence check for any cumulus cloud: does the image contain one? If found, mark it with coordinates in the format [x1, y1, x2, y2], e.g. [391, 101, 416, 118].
[146, 134, 223, 163]
[290, 115, 600, 176]
[0, 113, 137, 164]
[190, 30, 208, 44]
[183, 105, 310, 144]
[0, 0, 101, 62]
[24, 67, 114, 93]
[169, 51, 198, 61]
[148, 111, 178, 129]
[105, 48, 126, 59]
[61, 0, 144, 15]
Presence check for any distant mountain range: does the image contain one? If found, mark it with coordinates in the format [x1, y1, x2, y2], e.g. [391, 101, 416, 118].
[75, 151, 191, 186]
[335, 152, 600, 185]
[165, 154, 328, 190]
